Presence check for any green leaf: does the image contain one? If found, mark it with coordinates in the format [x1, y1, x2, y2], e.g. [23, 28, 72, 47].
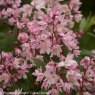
[80, 18, 86, 30]
[21, 0, 32, 4]
[81, 49, 90, 56]
[0, 23, 18, 52]
[32, 58, 46, 71]
[59, 91, 65, 95]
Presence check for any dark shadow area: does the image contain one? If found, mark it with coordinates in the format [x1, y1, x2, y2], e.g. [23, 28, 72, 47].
[80, 0, 95, 16]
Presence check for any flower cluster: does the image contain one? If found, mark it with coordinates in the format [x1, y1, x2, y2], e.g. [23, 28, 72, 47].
[0, 0, 94, 95]
[0, 51, 30, 88]
[34, 55, 95, 95]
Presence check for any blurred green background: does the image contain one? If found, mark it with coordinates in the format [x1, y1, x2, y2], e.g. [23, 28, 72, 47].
[80, 0, 95, 16]
[79, 0, 95, 56]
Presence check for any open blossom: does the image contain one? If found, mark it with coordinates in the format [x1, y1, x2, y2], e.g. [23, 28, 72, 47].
[66, 70, 82, 86]
[61, 30, 79, 51]
[57, 54, 78, 69]
[0, 88, 3, 95]
[80, 56, 91, 68]
[18, 32, 28, 43]
[51, 45, 62, 57]
[27, 21, 42, 35]
[33, 56, 95, 94]
[29, 39, 39, 49]
[33, 69, 44, 81]
[0, 73, 10, 84]
[20, 4, 33, 17]
[31, 0, 45, 10]
[38, 41, 51, 54]
[0, 52, 30, 87]
[74, 14, 82, 22]
[48, 88, 59, 95]
[83, 92, 92, 95]
[85, 68, 95, 81]
[0, 0, 21, 8]
[69, 0, 81, 13]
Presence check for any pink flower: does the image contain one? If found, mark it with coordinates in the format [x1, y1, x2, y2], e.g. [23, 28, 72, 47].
[31, 0, 45, 10]
[21, 43, 30, 51]
[38, 41, 51, 54]
[58, 54, 78, 69]
[49, 88, 59, 95]
[35, 55, 44, 61]
[0, 88, 3, 95]
[20, 4, 33, 17]
[27, 21, 41, 34]
[0, 73, 10, 83]
[63, 82, 72, 93]
[80, 56, 91, 68]
[56, 83, 63, 91]
[74, 14, 82, 22]
[69, 0, 81, 12]
[44, 73, 60, 85]
[45, 61, 57, 73]
[41, 82, 49, 89]
[15, 48, 21, 55]
[33, 69, 44, 81]
[85, 67, 95, 81]
[1, 52, 12, 59]
[13, 58, 21, 69]
[18, 33, 28, 43]
[60, 30, 79, 50]
[62, 4, 70, 13]
[66, 70, 82, 86]
[8, 17, 16, 25]
[51, 45, 62, 57]
[29, 39, 39, 49]
[83, 92, 92, 95]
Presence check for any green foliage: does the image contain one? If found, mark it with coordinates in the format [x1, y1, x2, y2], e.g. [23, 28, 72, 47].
[0, 22, 18, 52]
[32, 57, 46, 71]
[79, 15, 95, 52]
[21, 0, 32, 4]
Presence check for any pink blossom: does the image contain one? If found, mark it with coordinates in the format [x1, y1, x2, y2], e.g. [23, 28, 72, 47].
[61, 30, 79, 50]
[63, 82, 72, 93]
[15, 48, 21, 55]
[0, 73, 10, 83]
[51, 45, 62, 57]
[69, 0, 81, 13]
[66, 70, 82, 86]
[29, 39, 39, 49]
[38, 41, 51, 54]
[83, 92, 92, 95]
[80, 56, 91, 68]
[18, 32, 28, 43]
[48, 88, 59, 95]
[27, 21, 41, 34]
[20, 4, 33, 17]
[31, 0, 45, 10]
[74, 14, 82, 22]
[58, 54, 78, 69]
[0, 88, 3, 95]
[33, 69, 44, 81]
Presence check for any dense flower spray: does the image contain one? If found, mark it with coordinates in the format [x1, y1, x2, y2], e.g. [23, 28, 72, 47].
[0, 0, 94, 95]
